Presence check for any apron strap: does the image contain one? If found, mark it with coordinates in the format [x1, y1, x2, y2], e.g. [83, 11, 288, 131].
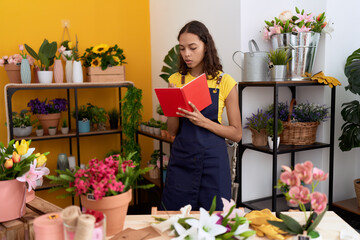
[181, 75, 185, 84]
[213, 72, 225, 93]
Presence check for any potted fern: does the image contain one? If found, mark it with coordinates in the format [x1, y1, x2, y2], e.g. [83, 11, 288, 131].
[108, 108, 119, 130]
[268, 48, 291, 80]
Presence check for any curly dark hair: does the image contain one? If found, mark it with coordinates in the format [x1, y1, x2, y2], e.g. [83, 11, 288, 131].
[177, 20, 222, 80]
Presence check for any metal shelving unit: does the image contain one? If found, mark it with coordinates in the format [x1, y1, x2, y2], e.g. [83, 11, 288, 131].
[237, 80, 336, 212]
[5, 82, 134, 191]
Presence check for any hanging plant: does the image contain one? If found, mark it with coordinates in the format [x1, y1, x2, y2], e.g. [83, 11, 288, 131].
[121, 86, 143, 163]
[159, 45, 179, 83]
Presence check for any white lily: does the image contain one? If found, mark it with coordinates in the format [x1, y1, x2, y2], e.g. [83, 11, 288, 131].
[20, 148, 35, 160]
[187, 208, 227, 240]
[172, 222, 198, 240]
[152, 204, 192, 233]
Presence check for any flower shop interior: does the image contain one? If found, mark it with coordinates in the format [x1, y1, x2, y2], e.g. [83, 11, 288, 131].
[1, 0, 360, 239]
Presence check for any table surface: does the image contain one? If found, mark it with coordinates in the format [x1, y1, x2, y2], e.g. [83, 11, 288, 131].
[123, 211, 360, 240]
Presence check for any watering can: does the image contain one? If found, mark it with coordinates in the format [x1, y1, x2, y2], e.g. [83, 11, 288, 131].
[232, 40, 269, 81]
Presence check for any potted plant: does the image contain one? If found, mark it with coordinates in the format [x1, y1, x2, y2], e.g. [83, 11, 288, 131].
[0, 50, 35, 83]
[157, 104, 167, 123]
[140, 121, 147, 132]
[61, 119, 69, 134]
[11, 110, 37, 137]
[81, 43, 126, 82]
[47, 152, 153, 236]
[148, 150, 160, 179]
[108, 108, 119, 130]
[148, 118, 157, 135]
[0, 139, 50, 222]
[35, 124, 44, 137]
[60, 40, 73, 61]
[266, 118, 284, 149]
[268, 48, 291, 80]
[72, 105, 91, 133]
[153, 121, 161, 136]
[48, 126, 57, 136]
[25, 39, 57, 83]
[245, 109, 270, 146]
[269, 161, 329, 239]
[71, 35, 83, 83]
[160, 122, 168, 138]
[87, 103, 107, 131]
[27, 98, 67, 134]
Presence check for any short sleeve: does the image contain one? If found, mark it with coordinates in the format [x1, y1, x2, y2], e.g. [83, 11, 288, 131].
[220, 74, 237, 101]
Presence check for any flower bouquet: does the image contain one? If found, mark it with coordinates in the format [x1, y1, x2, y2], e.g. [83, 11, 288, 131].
[81, 44, 126, 82]
[268, 161, 328, 239]
[152, 197, 255, 239]
[0, 139, 50, 221]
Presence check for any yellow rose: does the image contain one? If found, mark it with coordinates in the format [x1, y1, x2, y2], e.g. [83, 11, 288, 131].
[36, 153, 47, 167]
[15, 139, 30, 155]
[4, 158, 13, 169]
[12, 152, 20, 163]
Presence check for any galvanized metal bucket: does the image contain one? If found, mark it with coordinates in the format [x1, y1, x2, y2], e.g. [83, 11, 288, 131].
[271, 32, 320, 80]
[232, 39, 269, 81]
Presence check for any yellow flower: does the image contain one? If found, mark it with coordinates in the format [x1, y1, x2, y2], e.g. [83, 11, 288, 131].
[12, 152, 20, 163]
[15, 139, 30, 155]
[113, 56, 120, 65]
[92, 44, 109, 54]
[36, 153, 47, 167]
[68, 41, 73, 49]
[4, 158, 13, 169]
[91, 58, 101, 67]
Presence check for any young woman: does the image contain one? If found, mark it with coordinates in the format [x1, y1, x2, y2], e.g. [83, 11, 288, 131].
[161, 20, 242, 211]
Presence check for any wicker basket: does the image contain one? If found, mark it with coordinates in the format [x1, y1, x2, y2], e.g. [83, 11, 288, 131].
[354, 178, 360, 208]
[280, 99, 320, 145]
[249, 127, 267, 147]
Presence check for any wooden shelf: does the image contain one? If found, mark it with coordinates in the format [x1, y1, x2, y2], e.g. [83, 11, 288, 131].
[333, 198, 360, 216]
[35, 177, 61, 191]
[137, 130, 174, 144]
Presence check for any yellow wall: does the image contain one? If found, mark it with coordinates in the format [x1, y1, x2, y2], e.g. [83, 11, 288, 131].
[0, 0, 153, 208]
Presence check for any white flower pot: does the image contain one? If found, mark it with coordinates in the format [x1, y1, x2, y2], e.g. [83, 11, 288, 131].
[13, 126, 32, 137]
[35, 129, 44, 137]
[61, 127, 69, 134]
[72, 60, 83, 83]
[37, 71, 53, 84]
[268, 136, 280, 149]
[154, 127, 161, 136]
[48, 128, 57, 136]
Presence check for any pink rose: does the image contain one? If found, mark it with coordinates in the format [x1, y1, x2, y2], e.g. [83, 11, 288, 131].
[58, 46, 66, 54]
[0, 59, 4, 66]
[8, 57, 14, 64]
[19, 44, 25, 51]
[280, 171, 300, 187]
[311, 192, 327, 214]
[279, 10, 292, 23]
[294, 161, 313, 184]
[313, 167, 328, 182]
[3, 56, 8, 60]
[289, 185, 310, 204]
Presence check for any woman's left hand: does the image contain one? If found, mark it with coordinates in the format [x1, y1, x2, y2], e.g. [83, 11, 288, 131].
[176, 101, 208, 127]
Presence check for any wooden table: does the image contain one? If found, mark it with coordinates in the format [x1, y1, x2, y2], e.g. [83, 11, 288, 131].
[0, 196, 62, 240]
[123, 211, 360, 240]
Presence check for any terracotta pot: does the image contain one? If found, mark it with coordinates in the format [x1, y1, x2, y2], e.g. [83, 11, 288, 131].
[36, 113, 61, 134]
[249, 127, 267, 146]
[80, 189, 132, 236]
[4, 64, 21, 83]
[0, 179, 26, 222]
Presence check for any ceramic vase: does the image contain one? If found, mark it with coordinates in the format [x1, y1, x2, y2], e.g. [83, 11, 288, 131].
[0, 179, 26, 222]
[20, 58, 31, 84]
[78, 120, 90, 133]
[65, 60, 73, 83]
[54, 59, 64, 83]
[4, 64, 21, 83]
[57, 153, 69, 171]
[80, 189, 132, 236]
[268, 136, 280, 150]
[72, 60, 83, 83]
[37, 71, 53, 84]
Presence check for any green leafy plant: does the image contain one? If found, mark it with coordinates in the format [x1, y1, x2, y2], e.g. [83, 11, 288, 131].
[87, 103, 107, 128]
[25, 39, 57, 70]
[268, 49, 291, 65]
[105, 149, 121, 158]
[61, 40, 73, 51]
[339, 48, 360, 151]
[12, 110, 37, 128]
[37, 124, 43, 130]
[266, 118, 284, 137]
[108, 108, 119, 129]
[71, 105, 91, 121]
[121, 87, 143, 163]
[48, 126, 56, 129]
[149, 149, 161, 165]
[160, 122, 167, 130]
[72, 35, 80, 61]
[62, 119, 68, 128]
[160, 45, 179, 83]
[156, 105, 164, 115]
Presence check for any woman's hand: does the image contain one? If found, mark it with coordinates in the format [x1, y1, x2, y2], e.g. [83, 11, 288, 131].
[176, 101, 209, 128]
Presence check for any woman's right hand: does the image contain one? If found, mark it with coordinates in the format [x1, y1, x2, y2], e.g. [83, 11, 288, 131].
[168, 83, 176, 88]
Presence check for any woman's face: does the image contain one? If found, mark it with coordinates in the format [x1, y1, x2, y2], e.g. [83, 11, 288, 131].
[179, 32, 205, 74]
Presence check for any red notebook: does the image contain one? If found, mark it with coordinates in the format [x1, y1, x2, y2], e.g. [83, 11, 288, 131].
[155, 73, 212, 117]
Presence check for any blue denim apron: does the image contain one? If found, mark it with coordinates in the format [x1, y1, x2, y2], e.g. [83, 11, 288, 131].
[161, 74, 231, 211]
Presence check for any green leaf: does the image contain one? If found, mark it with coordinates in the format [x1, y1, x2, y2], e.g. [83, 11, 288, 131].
[307, 206, 328, 232]
[267, 220, 298, 234]
[159, 45, 179, 83]
[39, 52, 49, 69]
[295, 7, 300, 14]
[308, 230, 320, 238]
[24, 44, 39, 60]
[208, 196, 217, 215]
[278, 213, 303, 233]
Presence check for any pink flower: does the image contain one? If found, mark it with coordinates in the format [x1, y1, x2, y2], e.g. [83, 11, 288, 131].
[313, 167, 328, 182]
[269, 25, 282, 35]
[221, 198, 244, 219]
[27, 56, 35, 65]
[58, 46, 66, 54]
[16, 159, 50, 192]
[19, 45, 24, 51]
[263, 28, 271, 40]
[3, 56, 8, 60]
[310, 192, 327, 214]
[295, 13, 314, 24]
[0, 59, 4, 66]
[280, 170, 300, 187]
[294, 161, 313, 184]
[288, 185, 310, 204]
[279, 10, 293, 23]
[294, 25, 312, 32]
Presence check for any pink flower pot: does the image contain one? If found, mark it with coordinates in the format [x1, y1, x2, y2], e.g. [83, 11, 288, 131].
[0, 179, 26, 222]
